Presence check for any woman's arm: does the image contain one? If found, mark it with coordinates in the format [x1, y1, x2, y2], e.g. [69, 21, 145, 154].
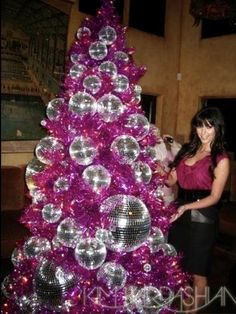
[171, 157, 230, 222]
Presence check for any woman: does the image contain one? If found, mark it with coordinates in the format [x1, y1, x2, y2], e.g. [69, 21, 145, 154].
[166, 107, 230, 312]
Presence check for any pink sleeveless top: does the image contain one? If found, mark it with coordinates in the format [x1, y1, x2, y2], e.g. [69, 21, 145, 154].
[176, 153, 228, 190]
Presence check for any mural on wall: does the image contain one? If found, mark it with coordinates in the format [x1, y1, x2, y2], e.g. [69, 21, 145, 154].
[1, 0, 69, 141]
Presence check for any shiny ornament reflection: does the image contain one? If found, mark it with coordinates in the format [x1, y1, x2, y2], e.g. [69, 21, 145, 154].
[35, 137, 65, 165]
[69, 91, 96, 116]
[42, 203, 62, 223]
[46, 98, 64, 121]
[82, 165, 111, 193]
[132, 161, 152, 184]
[111, 135, 140, 164]
[98, 26, 117, 45]
[97, 262, 127, 290]
[75, 238, 107, 269]
[89, 41, 107, 60]
[24, 236, 51, 259]
[69, 136, 97, 165]
[57, 218, 82, 248]
[97, 94, 124, 122]
[25, 158, 45, 191]
[125, 113, 150, 140]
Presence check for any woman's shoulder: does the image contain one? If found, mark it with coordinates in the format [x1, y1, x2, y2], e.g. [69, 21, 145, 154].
[216, 151, 230, 163]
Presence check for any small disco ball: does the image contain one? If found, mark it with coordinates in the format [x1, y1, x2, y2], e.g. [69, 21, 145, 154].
[99, 61, 117, 78]
[97, 94, 124, 122]
[125, 113, 150, 141]
[69, 64, 86, 79]
[57, 217, 82, 248]
[16, 294, 39, 313]
[82, 165, 111, 193]
[114, 51, 129, 63]
[53, 176, 70, 193]
[25, 158, 45, 191]
[35, 136, 65, 165]
[89, 41, 107, 60]
[34, 258, 77, 311]
[100, 195, 151, 252]
[11, 247, 24, 267]
[69, 135, 97, 166]
[97, 262, 127, 290]
[113, 74, 129, 93]
[137, 286, 164, 313]
[69, 91, 96, 116]
[24, 236, 51, 259]
[46, 98, 64, 121]
[111, 135, 140, 165]
[132, 161, 152, 184]
[42, 203, 62, 223]
[75, 238, 107, 270]
[147, 227, 165, 253]
[157, 243, 177, 256]
[98, 26, 117, 45]
[83, 75, 101, 94]
[76, 27, 91, 39]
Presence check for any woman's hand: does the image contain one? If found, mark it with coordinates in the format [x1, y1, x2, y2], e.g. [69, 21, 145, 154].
[170, 205, 187, 223]
[154, 161, 167, 176]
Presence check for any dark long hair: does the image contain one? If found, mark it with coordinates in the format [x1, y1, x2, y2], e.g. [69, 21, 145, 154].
[172, 107, 227, 178]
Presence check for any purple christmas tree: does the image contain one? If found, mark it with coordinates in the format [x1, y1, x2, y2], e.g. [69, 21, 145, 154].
[1, 1, 188, 313]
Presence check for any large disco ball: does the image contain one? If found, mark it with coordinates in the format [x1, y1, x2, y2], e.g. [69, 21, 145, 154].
[35, 137, 65, 165]
[34, 258, 77, 311]
[69, 91, 96, 116]
[82, 165, 111, 193]
[97, 262, 127, 290]
[25, 158, 45, 191]
[132, 161, 152, 184]
[24, 236, 51, 259]
[46, 98, 64, 121]
[100, 195, 151, 252]
[98, 26, 117, 45]
[75, 238, 107, 270]
[69, 136, 97, 165]
[89, 41, 107, 60]
[111, 135, 140, 164]
[97, 94, 124, 122]
[125, 113, 150, 140]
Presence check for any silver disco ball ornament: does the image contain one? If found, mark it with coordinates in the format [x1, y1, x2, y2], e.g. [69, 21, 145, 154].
[11, 247, 25, 267]
[53, 176, 70, 193]
[114, 51, 129, 63]
[157, 243, 177, 256]
[82, 165, 111, 193]
[76, 27, 91, 39]
[98, 26, 117, 45]
[137, 286, 164, 313]
[99, 61, 117, 78]
[69, 64, 86, 79]
[125, 113, 150, 140]
[57, 217, 82, 248]
[111, 135, 140, 164]
[24, 236, 51, 259]
[132, 161, 152, 184]
[69, 136, 97, 165]
[25, 158, 45, 191]
[89, 41, 107, 60]
[147, 227, 165, 253]
[35, 136, 65, 165]
[83, 75, 101, 94]
[70, 53, 84, 64]
[69, 91, 96, 116]
[95, 228, 109, 243]
[97, 262, 127, 290]
[75, 238, 107, 270]
[97, 94, 124, 122]
[42, 203, 62, 223]
[1, 275, 17, 299]
[16, 294, 39, 313]
[100, 195, 151, 252]
[46, 98, 64, 121]
[113, 74, 129, 92]
[34, 258, 77, 311]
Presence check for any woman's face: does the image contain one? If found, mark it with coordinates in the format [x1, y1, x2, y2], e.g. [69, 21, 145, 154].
[196, 121, 216, 145]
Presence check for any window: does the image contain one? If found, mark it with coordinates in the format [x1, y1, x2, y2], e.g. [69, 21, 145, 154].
[201, 18, 236, 38]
